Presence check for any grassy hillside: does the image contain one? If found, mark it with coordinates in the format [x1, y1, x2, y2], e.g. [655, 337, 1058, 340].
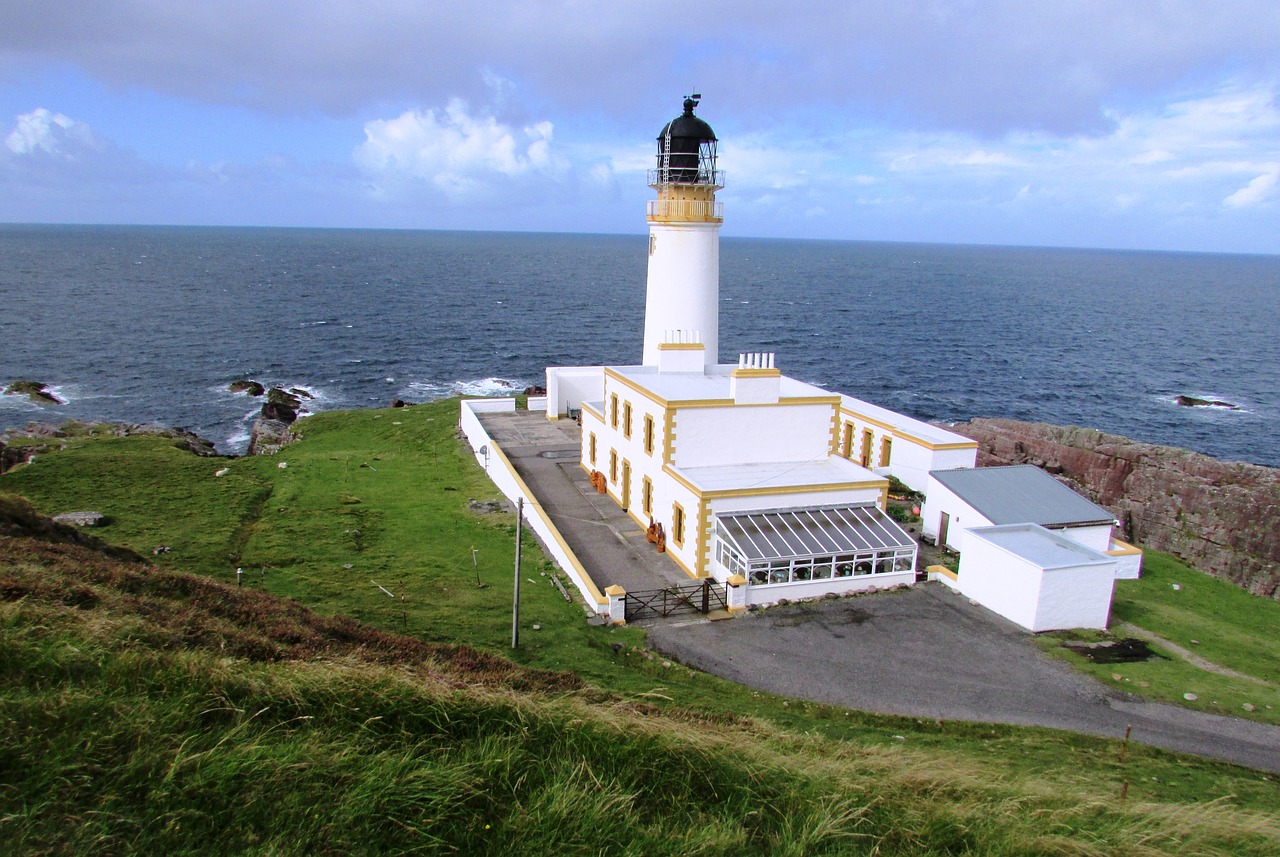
[1039, 552, 1280, 725]
[3, 401, 1280, 853]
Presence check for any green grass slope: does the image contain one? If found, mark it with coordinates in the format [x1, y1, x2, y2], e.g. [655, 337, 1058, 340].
[4, 505, 1279, 855]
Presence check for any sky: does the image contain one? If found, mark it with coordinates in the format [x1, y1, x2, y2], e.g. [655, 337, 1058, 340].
[2, 2, 1278, 254]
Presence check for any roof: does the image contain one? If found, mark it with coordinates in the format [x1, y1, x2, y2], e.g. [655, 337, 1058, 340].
[716, 504, 915, 561]
[608, 364, 829, 403]
[676, 455, 881, 493]
[838, 393, 976, 447]
[967, 524, 1114, 569]
[930, 465, 1115, 527]
[658, 98, 716, 141]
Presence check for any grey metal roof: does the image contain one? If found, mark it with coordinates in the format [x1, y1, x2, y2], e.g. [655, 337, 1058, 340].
[930, 465, 1115, 527]
[967, 524, 1114, 569]
[716, 504, 914, 561]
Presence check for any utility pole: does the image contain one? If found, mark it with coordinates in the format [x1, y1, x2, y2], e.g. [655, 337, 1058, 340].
[512, 497, 523, 649]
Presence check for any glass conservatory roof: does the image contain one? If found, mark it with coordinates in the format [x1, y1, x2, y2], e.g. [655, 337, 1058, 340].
[716, 504, 915, 562]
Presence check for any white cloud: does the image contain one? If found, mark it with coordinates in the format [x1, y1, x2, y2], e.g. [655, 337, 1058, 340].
[4, 108, 99, 156]
[354, 100, 567, 197]
[1224, 166, 1279, 207]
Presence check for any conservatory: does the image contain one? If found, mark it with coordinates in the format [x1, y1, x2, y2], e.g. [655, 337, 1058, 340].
[713, 504, 917, 587]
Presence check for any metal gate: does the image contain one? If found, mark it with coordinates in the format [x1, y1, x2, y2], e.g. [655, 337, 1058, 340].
[624, 579, 727, 621]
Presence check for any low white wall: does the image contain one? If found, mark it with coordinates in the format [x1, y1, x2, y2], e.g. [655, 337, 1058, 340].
[744, 570, 916, 608]
[1108, 538, 1144, 579]
[546, 366, 606, 419]
[1055, 523, 1114, 552]
[459, 399, 609, 615]
[527, 396, 548, 411]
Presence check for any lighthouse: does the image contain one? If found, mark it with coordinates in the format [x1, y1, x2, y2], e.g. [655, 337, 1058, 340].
[641, 94, 724, 368]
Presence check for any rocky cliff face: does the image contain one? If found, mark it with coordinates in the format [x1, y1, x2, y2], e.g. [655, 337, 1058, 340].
[950, 418, 1280, 598]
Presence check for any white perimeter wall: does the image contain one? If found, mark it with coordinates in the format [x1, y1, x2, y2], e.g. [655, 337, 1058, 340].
[673, 403, 834, 468]
[545, 366, 606, 418]
[459, 398, 610, 615]
[742, 572, 916, 607]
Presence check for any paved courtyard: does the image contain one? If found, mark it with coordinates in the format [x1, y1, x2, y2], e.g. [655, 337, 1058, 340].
[647, 585, 1280, 773]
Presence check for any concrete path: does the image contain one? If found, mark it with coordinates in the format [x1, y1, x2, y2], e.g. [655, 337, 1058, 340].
[477, 410, 1280, 774]
[478, 411, 689, 595]
[647, 585, 1280, 773]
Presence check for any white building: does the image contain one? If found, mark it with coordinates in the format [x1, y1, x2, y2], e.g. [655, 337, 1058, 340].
[545, 96, 978, 609]
[920, 464, 1144, 632]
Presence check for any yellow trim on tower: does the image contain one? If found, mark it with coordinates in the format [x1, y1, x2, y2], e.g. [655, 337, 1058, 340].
[658, 342, 706, 351]
[729, 367, 782, 378]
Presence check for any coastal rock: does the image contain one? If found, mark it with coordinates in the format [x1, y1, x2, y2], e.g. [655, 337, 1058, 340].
[390, 398, 409, 408]
[0, 440, 35, 475]
[950, 418, 1280, 599]
[524, 385, 547, 397]
[53, 511, 106, 527]
[1175, 395, 1240, 410]
[266, 387, 303, 410]
[2, 420, 221, 459]
[229, 380, 266, 397]
[4, 380, 62, 405]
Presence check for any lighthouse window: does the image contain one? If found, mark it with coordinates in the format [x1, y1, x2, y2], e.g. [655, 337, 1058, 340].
[610, 450, 618, 483]
[643, 415, 655, 455]
[610, 394, 619, 429]
[622, 401, 633, 438]
[589, 433, 597, 465]
[642, 477, 653, 516]
[672, 503, 686, 547]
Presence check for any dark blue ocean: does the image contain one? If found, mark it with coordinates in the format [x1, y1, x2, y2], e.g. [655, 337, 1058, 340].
[2, 225, 1277, 466]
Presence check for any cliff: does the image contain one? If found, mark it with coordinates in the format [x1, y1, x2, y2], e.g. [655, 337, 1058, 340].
[950, 418, 1280, 598]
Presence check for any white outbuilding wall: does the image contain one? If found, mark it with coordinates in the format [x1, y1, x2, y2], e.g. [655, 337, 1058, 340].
[956, 524, 1116, 632]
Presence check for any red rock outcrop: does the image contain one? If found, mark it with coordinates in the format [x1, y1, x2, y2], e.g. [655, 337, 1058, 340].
[949, 418, 1280, 599]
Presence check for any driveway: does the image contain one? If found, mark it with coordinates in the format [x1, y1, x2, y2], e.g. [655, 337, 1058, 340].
[647, 584, 1280, 773]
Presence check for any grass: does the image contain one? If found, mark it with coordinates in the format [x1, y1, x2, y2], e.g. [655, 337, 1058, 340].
[4, 521, 1280, 855]
[4, 399, 1280, 853]
[1038, 551, 1280, 725]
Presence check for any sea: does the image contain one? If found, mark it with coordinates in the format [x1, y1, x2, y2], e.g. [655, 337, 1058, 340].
[1, 224, 1277, 467]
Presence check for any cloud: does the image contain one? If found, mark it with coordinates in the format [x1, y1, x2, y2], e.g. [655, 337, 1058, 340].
[354, 100, 567, 198]
[1224, 166, 1279, 207]
[4, 2, 1279, 136]
[5, 108, 100, 156]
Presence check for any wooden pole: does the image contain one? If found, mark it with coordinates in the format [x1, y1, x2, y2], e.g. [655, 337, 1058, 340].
[512, 497, 523, 649]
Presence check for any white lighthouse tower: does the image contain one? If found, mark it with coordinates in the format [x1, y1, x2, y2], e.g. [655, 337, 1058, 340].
[641, 94, 724, 369]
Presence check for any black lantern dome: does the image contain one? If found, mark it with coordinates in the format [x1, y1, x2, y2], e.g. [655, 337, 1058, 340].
[653, 94, 722, 187]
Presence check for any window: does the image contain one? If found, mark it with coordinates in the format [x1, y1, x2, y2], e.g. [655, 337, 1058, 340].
[642, 476, 653, 516]
[609, 449, 618, 483]
[589, 432, 597, 465]
[672, 503, 686, 547]
[622, 401, 632, 438]
[841, 422, 853, 458]
[643, 415, 655, 455]
[860, 429, 873, 467]
[880, 436, 893, 467]
[610, 393, 619, 429]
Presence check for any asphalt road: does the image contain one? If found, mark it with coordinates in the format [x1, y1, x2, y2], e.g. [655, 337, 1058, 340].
[647, 584, 1280, 773]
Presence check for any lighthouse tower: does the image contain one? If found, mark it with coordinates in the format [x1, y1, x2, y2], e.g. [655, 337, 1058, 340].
[641, 95, 724, 368]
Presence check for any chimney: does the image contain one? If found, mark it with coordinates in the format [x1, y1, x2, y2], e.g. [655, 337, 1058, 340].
[730, 352, 781, 404]
[657, 330, 706, 373]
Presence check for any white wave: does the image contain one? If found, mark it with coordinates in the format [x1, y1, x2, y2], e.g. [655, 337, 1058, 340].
[451, 377, 527, 397]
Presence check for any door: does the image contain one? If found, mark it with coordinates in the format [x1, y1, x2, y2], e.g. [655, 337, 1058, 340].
[621, 461, 632, 512]
[939, 512, 951, 547]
